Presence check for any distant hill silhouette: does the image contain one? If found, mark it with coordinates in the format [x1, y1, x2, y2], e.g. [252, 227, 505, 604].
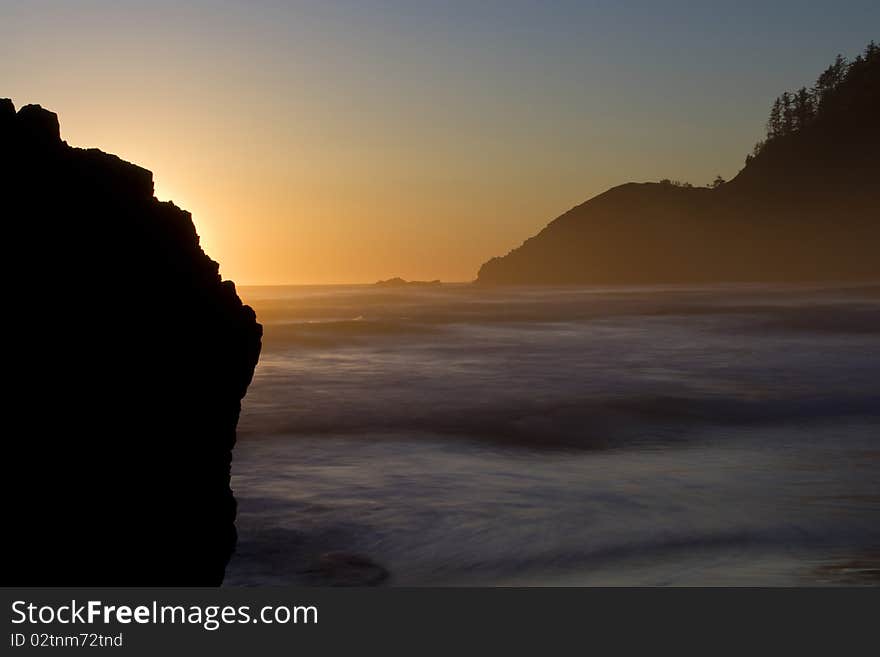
[477, 43, 879, 285]
[1, 100, 261, 584]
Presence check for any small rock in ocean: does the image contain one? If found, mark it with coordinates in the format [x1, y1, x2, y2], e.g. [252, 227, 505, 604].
[302, 552, 390, 587]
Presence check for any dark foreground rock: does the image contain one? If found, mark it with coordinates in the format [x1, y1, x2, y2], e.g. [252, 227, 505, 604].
[1, 99, 262, 585]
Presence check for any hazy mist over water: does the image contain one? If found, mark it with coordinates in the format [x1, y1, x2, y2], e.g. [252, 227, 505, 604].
[226, 284, 880, 585]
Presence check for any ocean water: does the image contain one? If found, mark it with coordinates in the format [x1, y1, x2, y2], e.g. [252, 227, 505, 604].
[225, 283, 880, 586]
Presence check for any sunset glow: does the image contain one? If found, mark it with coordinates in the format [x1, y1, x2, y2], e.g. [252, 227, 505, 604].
[3, 1, 877, 284]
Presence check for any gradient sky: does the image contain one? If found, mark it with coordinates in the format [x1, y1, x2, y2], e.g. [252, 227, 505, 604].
[3, 1, 878, 284]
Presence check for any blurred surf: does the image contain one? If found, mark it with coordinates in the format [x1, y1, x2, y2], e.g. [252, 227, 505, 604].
[226, 283, 880, 585]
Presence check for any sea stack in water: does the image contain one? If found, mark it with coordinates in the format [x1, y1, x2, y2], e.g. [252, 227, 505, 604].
[1, 99, 262, 584]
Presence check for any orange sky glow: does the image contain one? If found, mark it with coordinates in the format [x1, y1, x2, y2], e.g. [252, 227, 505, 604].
[3, 2, 876, 284]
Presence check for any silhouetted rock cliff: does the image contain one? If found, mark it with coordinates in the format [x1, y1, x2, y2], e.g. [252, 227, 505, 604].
[477, 45, 879, 285]
[2, 100, 262, 584]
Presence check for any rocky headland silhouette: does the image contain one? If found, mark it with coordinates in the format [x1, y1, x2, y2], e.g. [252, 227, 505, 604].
[374, 277, 442, 287]
[2, 99, 262, 584]
[477, 43, 879, 285]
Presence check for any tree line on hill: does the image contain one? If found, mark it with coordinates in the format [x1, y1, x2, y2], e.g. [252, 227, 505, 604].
[659, 41, 878, 189]
[750, 41, 878, 160]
